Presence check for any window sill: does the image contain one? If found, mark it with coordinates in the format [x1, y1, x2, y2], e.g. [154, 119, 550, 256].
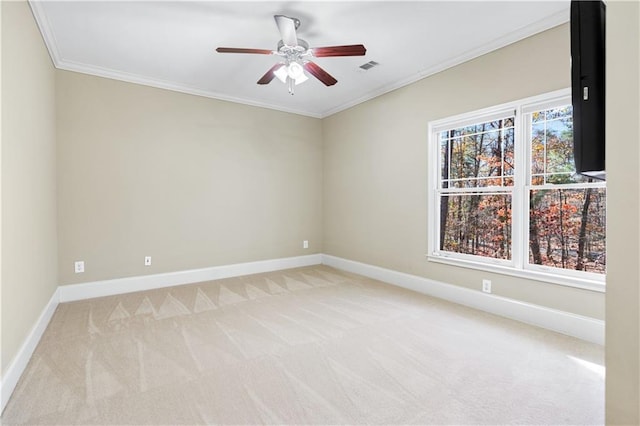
[426, 254, 605, 293]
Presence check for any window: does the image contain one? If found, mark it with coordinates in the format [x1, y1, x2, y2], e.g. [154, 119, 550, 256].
[428, 90, 605, 290]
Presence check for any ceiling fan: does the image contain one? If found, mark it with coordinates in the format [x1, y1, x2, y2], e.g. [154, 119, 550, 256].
[216, 15, 366, 95]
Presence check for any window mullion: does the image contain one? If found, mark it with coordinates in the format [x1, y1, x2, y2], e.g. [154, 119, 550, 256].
[512, 106, 526, 270]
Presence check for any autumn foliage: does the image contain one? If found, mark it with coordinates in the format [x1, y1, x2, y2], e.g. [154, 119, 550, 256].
[439, 106, 606, 274]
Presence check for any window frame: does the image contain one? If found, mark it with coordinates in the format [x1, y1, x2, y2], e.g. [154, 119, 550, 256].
[427, 89, 605, 292]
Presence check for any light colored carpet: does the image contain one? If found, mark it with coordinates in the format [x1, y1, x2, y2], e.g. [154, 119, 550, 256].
[2, 265, 603, 425]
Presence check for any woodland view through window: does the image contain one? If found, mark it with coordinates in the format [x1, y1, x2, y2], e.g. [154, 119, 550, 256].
[429, 91, 606, 286]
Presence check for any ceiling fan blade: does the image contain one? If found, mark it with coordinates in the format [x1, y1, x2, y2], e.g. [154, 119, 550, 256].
[312, 44, 367, 57]
[274, 15, 298, 47]
[303, 61, 338, 86]
[257, 63, 284, 85]
[216, 47, 273, 55]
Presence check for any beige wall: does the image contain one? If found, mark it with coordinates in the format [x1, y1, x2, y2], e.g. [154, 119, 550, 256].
[605, 2, 640, 424]
[4, 2, 640, 421]
[1, 1, 58, 375]
[56, 71, 323, 285]
[322, 23, 604, 319]
[0, 0, 3, 382]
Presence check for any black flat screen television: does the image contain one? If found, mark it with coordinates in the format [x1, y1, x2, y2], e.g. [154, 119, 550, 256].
[570, 0, 606, 180]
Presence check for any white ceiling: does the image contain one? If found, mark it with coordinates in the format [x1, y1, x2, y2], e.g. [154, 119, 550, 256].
[30, 1, 569, 118]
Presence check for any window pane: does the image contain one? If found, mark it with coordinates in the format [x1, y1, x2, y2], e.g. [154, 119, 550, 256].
[532, 111, 545, 123]
[440, 117, 514, 188]
[440, 137, 448, 186]
[545, 106, 572, 121]
[531, 122, 546, 176]
[529, 188, 606, 274]
[530, 105, 594, 185]
[440, 193, 512, 260]
[545, 118, 574, 175]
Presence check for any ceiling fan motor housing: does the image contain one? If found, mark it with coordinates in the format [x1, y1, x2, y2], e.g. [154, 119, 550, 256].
[277, 39, 309, 55]
[276, 39, 311, 73]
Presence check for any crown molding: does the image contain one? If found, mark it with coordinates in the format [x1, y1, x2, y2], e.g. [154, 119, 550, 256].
[55, 59, 324, 119]
[29, 0, 62, 66]
[28, 1, 568, 119]
[320, 9, 569, 117]
[28, 0, 322, 118]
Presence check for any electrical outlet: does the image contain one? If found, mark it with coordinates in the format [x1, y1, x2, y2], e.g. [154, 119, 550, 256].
[144, 256, 152, 266]
[482, 279, 492, 293]
[74, 261, 85, 273]
[303, 240, 309, 249]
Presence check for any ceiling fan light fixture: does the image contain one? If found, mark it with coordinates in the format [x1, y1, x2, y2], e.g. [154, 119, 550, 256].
[294, 72, 308, 85]
[287, 62, 304, 79]
[274, 65, 288, 84]
[274, 62, 308, 86]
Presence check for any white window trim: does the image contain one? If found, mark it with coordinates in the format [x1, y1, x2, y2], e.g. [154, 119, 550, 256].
[427, 88, 605, 293]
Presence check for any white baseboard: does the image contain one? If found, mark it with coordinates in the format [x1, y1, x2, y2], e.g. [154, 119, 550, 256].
[59, 254, 323, 303]
[321, 254, 604, 345]
[1, 252, 602, 415]
[1, 288, 60, 414]
[1, 254, 321, 413]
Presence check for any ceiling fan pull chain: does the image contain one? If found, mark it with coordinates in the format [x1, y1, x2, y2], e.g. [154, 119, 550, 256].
[288, 77, 295, 95]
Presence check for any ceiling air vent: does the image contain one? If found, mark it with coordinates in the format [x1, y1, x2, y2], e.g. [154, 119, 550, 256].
[359, 61, 379, 70]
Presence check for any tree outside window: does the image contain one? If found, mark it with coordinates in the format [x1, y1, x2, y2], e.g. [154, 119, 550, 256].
[528, 106, 605, 274]
[429, 91, 606, 286]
